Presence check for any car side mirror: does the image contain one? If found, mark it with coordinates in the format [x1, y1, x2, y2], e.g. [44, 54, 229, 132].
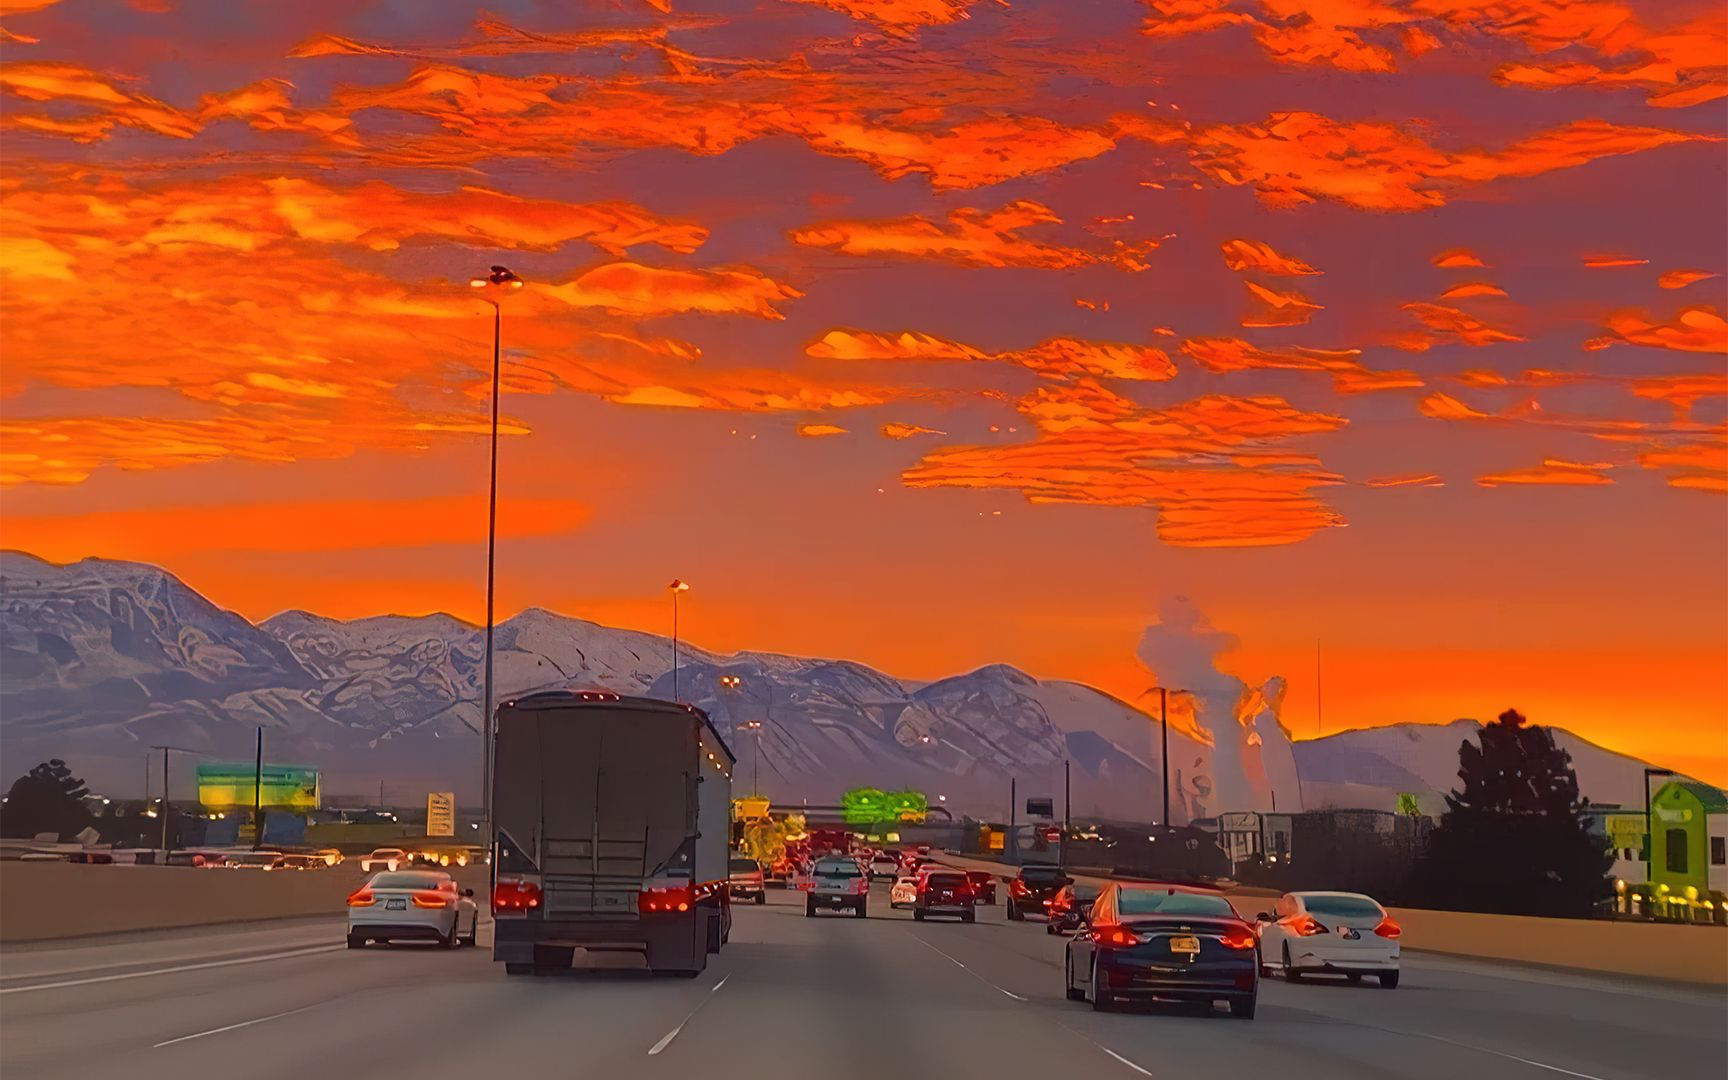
[1256, 912, 1272, 923]
[465, 888, 476, 898]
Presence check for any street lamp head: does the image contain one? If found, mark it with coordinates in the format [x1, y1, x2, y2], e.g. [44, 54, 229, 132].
[473, 266, 523, 289]
[670, 579, 690, 592]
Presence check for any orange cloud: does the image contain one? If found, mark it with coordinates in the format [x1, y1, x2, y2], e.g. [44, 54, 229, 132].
[1439, 281, 1508, 299]
[1182, 337, 1422, 394]
[0, 61, 199, 140]
[1477, 459, 1615, 487]
[791, 200, 1162, 271]
[1659, 269, 1721, 289]
[1220, 238, 1322, 275]
[1396, 302, 1524, 349]
[1, 496, 590, 561]
[797, 423, 850, 437]
[789, 0, 996, 35]
[1585, 306, 1727, 354]
[1242, 280, 1324, 327]
[881, 422, 947, 439]
[1365, 473, 1444, 487]
[808, 329, 1178, 382]
[1128, 111, 1710, 211]
[1434, 249, 1489, 268]
[1583, 253, 1649, 268]
[539, 262, 802, 319]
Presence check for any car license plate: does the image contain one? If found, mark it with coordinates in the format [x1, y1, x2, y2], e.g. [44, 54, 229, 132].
[1169, 935, 1200, 956]
[385, 898, 406, 910]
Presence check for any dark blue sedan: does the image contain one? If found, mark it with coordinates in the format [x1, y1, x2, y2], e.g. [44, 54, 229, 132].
[1063, 882, 1260, 1018]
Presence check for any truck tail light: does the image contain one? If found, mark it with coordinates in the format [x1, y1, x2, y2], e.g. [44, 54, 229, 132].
[412, 890, 453, 909]
[346, 889, 376, 907]
[641, 885, 693, 913]
[1220, 926, 1257, 950]
[1374, 917, 1402, 939]
[493, 876, 542, 915]
[1289, 915, 1328, 937]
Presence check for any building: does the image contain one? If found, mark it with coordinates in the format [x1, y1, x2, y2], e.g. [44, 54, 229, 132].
[1648, 781, 1728, 897]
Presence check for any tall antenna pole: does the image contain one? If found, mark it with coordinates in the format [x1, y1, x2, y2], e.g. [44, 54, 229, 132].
[1316, 639, 1323, 738]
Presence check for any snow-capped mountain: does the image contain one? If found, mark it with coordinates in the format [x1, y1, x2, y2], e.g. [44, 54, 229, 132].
[0, 551, 1674, 818]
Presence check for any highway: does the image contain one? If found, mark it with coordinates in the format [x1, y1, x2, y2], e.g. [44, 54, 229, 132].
[2, 883, 1721, 1080]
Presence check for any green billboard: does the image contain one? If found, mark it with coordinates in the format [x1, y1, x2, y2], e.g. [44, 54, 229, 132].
[841, 788, 928, 825]
[197, 762, 321, 811]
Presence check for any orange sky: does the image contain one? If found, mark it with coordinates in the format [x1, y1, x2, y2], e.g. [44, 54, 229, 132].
[1, 0, 1724, 784]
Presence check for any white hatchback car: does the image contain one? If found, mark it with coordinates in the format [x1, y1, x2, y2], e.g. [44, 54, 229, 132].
[889, 870, 919, 909]
[1255, 891, 1401, 988]
[347, 870, 479, 948]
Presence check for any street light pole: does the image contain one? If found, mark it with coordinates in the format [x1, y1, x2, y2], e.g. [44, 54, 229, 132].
[669, 579, 690, 701]
[1147, 687, 1188, 829]
[468, 265, 523, 837]
[152, 745, 197, 862]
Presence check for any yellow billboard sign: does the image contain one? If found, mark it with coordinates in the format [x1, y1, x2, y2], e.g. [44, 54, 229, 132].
[732, 796, 770, 822]
[427, 791, 456, 837]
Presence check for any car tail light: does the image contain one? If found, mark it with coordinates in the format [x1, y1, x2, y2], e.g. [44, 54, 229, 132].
[1010, 879, 1029, 896]
[412, 890, 453, 909]
[1374, 916, 1402, 939]
[493, 876, 542, 915]
[641, 885, 693, 913]
[1289, 914, 1328, 937]
[1220, 926, 1257, 950]
[1092, 924, 1140, 948]
[346, 889, 376, 907]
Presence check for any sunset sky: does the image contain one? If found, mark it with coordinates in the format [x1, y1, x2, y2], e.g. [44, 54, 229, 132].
[2, 0, 1724, 783]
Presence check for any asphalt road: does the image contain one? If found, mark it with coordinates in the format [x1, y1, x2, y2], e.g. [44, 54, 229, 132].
[2, 883, 1721, 1079]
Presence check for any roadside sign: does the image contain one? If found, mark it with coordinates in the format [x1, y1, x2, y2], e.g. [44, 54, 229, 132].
[426, 791, 456, 837]
[1026, 797, 1054, 817]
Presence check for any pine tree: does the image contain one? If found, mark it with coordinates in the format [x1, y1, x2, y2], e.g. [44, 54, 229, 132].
[1, 759, 94, 841]
[1419, 709, 1612, 917]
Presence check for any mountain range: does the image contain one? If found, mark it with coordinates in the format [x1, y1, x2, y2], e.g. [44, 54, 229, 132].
[0, 551, 1671, 818]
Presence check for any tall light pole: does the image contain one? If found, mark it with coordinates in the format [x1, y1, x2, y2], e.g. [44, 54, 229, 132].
[151, 745, 197, 862]
[1148, 686, 1189, 830]
[669, 579, 690, 701]
[469, 265, 523, 834]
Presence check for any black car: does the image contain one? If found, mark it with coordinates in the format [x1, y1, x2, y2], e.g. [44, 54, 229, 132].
[913, 869, 977, 922]
[1006, 863, 1071, 920]
[1046, 883, 1102, 935]
[1063, 883, 1260, 1018]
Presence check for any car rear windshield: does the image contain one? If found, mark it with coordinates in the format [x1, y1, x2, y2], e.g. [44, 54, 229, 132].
[1020, 865, 1065, 881]
[1300, 895, 1384, 919]
[815, 860, 861, 876]
[729, 858, 759, 872]
[924, 873, 966, 888]
[370, 873, 447, 890]
[1116, 889, 1237, 917]
[1075, 885, 1101, 902]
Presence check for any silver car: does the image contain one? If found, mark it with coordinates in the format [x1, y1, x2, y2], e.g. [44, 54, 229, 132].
[804, 855, 869, 918]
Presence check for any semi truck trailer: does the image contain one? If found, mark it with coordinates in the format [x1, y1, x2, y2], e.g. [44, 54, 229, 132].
[490, 690, 736, 977]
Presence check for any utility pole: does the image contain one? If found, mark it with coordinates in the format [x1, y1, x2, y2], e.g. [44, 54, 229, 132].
[1009, 777, 1017, 867]
[669, 579, 690, 702]
[1159, 687, 1171, 830]
[152, 745, 197, 862]
[1063, 759, 1071, 867]
[1316, 639, 1323, 738]
[252, 726, 264, 850]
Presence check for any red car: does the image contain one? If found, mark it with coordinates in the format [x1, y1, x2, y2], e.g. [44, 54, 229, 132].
[914, 868, 976, 923]
[965, 870, 999, 905]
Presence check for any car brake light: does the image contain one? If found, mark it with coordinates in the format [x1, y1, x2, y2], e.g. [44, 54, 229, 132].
[1374, 916, 1402, 939]
[1220, 926, 1257, 950]
[412, 890, 452, 909]
[641, 885, 693, 913]
[346, 889, 376, 907]
[1092, 924, 1140, 948]
[1290, 914, 1328, 936]
[493, 877, 542, 915]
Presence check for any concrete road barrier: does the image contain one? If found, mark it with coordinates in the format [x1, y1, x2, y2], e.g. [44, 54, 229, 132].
[0, 860, 489, 943]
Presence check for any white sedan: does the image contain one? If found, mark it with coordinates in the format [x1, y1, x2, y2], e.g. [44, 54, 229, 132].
[889, 871, 919, 909]
[1254, 891, 1401, 988]
[359, 847, 407, 872]
[347, 870, 479, 948]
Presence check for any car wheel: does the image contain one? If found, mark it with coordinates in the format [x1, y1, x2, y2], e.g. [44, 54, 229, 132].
[1007, 899, 1021, 921]
[961, 910, 975, 924]
[856, 900, 868, 919]
[1283, 943, 1302, 983]
[1379, 971, 1400, 989]
[346, 933, 364, 949]
[755, 892, 766, 905]
[1089, 960, 1113, 1012]
[460, 920, 478, 948]
[1064, 954, 1086, 1001]
[505, 962, 533, 976]
[805, 897, 816, 917]
[1230, 994, 1257, 1019]
[442, 922, 458, 949]
[1346, 973, 1363, 984]
[913, 909, 925, 921]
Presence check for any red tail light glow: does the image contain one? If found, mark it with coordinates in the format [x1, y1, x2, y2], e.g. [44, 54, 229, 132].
[641, 885, 693, 913]
[412, 890, 452, 909]
[1374, 916, 1402, 939]
[346, 889, 376, 907]
[1289, 914, 1328, 936]
[1092, 924, 1140, 948]
[1220, 926, 1257, 950]
[493, 877, 542, 915]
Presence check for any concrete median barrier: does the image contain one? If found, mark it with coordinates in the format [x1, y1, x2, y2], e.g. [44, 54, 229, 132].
[0, 860, 489, 943]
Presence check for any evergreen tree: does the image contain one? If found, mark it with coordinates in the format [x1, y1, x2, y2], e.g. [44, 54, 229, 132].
[1, 759, 94, 841]
[1419, 709, 1611, 917]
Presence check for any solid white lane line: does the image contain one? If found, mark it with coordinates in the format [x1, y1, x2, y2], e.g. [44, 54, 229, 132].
[1099, 1046, 1154, 1077]
[0, 944, 345, 995]
[648, 970, 732, 1056]
[153, 1004, 322, 1048]
[912, 934, 1027, 1001]
[0, 937, 342, 982]
[1389, 1027, 1610, 1080]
